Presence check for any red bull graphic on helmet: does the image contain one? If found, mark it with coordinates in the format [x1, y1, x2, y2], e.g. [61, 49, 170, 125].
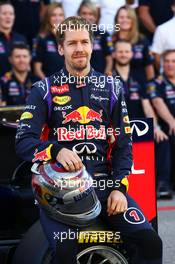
[32, 144, 53, 162]
[62, 106, 103, 124]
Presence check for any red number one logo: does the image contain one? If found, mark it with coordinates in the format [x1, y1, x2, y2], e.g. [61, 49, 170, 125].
[129, 210, 140, 221]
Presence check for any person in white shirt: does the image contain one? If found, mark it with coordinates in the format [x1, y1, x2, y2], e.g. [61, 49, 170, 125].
[97, 0, 125, 31]
[151, 0, 175, 70]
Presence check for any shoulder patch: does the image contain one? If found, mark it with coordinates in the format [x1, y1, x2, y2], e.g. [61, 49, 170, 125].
[147, 81, 156, 92]
[2, 72, 12, 82]
[33, 79, 47, 91]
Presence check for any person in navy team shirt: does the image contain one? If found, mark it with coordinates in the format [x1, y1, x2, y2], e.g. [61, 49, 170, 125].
[78, 0, 113, 74]
[1, 43, 38, 106]
[113, 39, 146, 118]
[113, 40, 172, 199]
[113, 6, 155, 89]
[0, 1, 26, 77]
[147, 49, 175, 194]
[11, 0, 50, 47]
[33, 3, 65, 79]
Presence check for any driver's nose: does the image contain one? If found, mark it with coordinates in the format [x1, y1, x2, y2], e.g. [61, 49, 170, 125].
[75, 42, 84, 52]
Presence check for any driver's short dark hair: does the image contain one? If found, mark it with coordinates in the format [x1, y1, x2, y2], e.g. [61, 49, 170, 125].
[56, 16, 94, 45]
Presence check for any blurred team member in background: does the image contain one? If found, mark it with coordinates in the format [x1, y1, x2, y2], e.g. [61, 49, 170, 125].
[33, 3, 65, 79]
[11, 0, 50, 47]
[113, 40, 172, 199]
[151, 0, 175, 70]
[138, 0, 174, 41]
[113, 40, 149, 118]
[147, 50, 175, 197]
[113, 6, 155, 90]
[53, 0, 125, 27]
[0, 1, 26, 78]
[78, 0, 113, 73]
[1, 43, 38, 106]
[113, 40, 166, 140]
[51, 0, 83, 18]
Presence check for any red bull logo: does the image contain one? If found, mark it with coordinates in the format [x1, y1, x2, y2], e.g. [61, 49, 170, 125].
[57, 125, 106, 141]
[62, 110, 82, 124]
[62, 106, 103, 124]
[32, 144, 52, 162]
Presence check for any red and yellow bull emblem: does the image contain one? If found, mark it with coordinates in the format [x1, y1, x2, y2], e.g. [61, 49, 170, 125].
[62, 106, 103, 124]
[32, 144, 53, 162]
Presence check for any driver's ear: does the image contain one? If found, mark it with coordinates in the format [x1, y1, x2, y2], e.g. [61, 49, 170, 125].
[58, 44, 64, 56]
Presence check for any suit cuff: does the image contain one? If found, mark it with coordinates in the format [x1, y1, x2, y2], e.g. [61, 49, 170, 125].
[50, 144, 62, 160]
[112, 177, 129, 194]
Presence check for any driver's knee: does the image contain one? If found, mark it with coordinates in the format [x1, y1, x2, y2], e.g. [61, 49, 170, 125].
[133, 229, 162, 260]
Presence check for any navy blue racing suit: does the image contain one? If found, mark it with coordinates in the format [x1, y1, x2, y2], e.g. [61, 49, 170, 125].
[15, 67, 162, 264]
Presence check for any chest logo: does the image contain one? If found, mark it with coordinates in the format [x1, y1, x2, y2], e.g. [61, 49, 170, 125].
[20, 112, 33, 120]
[53, 96, 71, 105]
[62, 106, 103, 124]
[51, 84, 69, 94]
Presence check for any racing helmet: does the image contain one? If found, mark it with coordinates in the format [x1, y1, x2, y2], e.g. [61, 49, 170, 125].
[31, 162, 101, 227]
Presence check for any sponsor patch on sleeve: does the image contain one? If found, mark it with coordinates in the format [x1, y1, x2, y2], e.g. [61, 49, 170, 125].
[20, 112, 33, 120]
[32, 144, 53, 162]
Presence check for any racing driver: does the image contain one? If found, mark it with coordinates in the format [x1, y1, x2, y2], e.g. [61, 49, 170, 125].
[15, 16, 162, 264]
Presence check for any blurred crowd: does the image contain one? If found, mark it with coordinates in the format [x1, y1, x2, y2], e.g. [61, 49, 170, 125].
[0, 0, 175, 199]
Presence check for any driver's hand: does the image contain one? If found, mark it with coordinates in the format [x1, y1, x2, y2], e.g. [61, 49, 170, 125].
[107, 190, 128, 216]
[56, 148, 83, 172]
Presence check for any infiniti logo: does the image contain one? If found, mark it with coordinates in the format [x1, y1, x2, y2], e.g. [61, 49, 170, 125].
[72, 143, 97, 154]
[94, 82, 105, 88]
[130, 120, 149, 137]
